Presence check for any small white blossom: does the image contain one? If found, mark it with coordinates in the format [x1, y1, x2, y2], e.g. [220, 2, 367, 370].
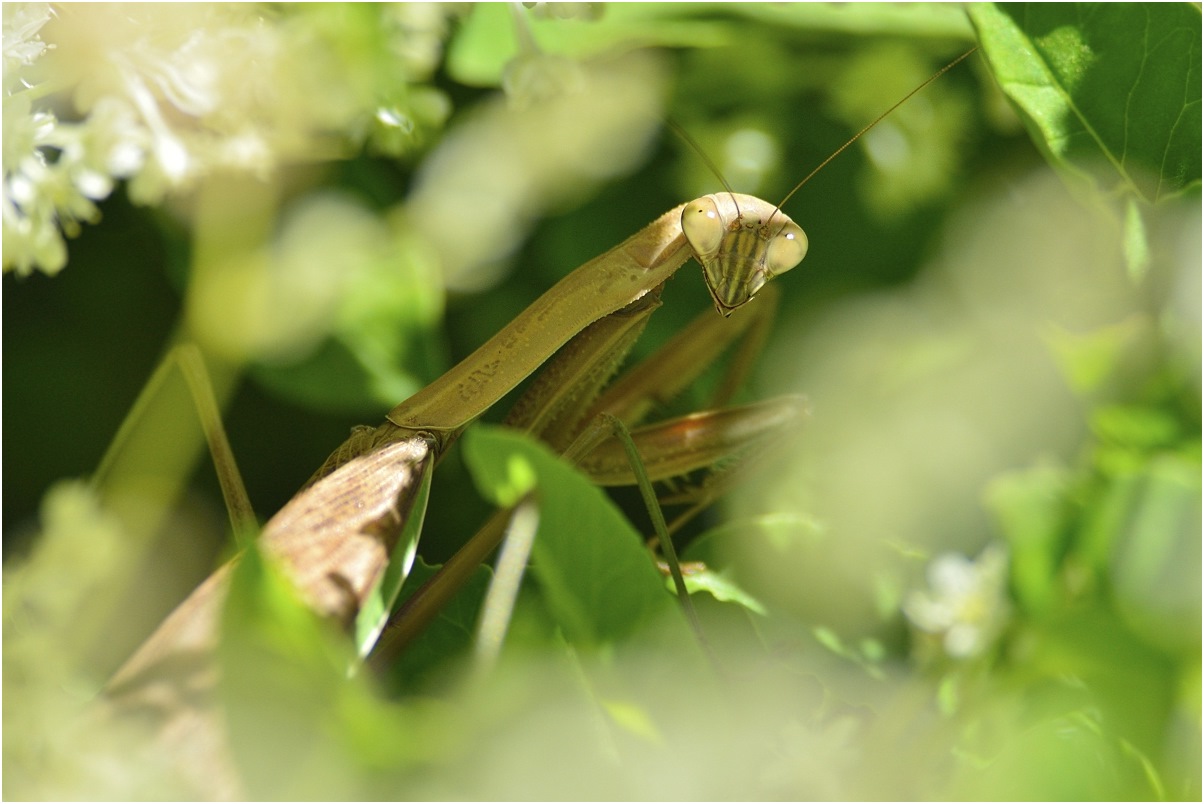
[904, 544, 1011, 660]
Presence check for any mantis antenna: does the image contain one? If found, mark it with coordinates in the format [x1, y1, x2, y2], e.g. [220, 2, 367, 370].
[672, 46, 977, 315]
[666, 117, 742, 217]
[668, 46, 977, 255]
[770, 46, 979, 224]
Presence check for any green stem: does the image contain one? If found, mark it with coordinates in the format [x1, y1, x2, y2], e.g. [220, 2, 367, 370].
[602, 414, 717, 668]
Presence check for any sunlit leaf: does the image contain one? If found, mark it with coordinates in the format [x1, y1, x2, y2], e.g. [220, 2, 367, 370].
[462, 426, 674, 645]
[1091, 404, 1183, 451]
[680, 567, 767, 616]
[971, 3, 1202, 203]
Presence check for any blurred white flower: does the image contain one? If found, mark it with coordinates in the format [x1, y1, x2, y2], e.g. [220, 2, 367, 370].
[904, 544, 1011, 659]
[3, 3, 451, 276]
[2, 2, 51, 81]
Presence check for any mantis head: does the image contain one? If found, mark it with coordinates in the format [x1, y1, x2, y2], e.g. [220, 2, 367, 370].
[682, 192, 808, 317]
[677, 50, 976, 318]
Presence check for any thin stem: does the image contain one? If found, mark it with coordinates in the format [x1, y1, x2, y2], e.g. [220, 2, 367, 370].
[602, 414, 717, 668]
[92, 343, 256, 540]
[176, 345, 256, 540]
[473, 496, 540, 672]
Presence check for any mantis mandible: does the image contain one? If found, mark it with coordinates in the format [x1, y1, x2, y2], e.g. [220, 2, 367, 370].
[101, 48, 978, 757]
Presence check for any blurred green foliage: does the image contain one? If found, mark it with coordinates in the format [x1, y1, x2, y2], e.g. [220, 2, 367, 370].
[3, 3, 1199, 800]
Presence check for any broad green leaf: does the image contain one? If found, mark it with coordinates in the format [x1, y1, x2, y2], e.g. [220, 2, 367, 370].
[1080, 436, 1199, 597]
[970, 4, 1202, 203]
[1079, 463, 1141, 570]
[462, 426, 673, 645]
[974, 608, 1177, 800]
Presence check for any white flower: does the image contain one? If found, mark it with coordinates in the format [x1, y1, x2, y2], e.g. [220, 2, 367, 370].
[2, 2, 51, 82]
[903, 544, 1011, 659]
[3, 3, 453, 276]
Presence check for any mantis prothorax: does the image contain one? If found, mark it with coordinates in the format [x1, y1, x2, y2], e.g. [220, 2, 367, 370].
[101, 46, 978, 757]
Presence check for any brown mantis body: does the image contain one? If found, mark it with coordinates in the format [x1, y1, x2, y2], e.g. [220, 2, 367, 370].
[104, 190, 807, 686]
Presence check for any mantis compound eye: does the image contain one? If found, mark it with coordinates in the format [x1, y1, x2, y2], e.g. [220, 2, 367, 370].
[681, 196, 725, 257]
[763, 220, 808, 277]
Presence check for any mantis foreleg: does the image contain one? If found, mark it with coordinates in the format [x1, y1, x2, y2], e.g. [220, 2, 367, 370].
[375, 283, 805, 662]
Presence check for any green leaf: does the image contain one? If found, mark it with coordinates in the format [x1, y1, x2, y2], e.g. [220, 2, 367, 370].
[1108, 453, 1201, 653]
[1044, 318, 1148, 395]
[602, 698, 664, 744]
[217, 546, 462, 797]
[1080, 437, 1199, 597]
[812, 625, 845, 655]
[447, 4, 729, 88]
[461, 426, 673, 645]
[353, 448, 433, 658]
[681, 567, 767, 616]
[1122, 196, 1151, 281]
[970, 3, 1202, 203]
[1091, 404, 1183, 451]
[386, 557, 493, 689]
[217, 544, 361, 799]
[947, 706, 1163, 800]
[984, 463, 1071, 616]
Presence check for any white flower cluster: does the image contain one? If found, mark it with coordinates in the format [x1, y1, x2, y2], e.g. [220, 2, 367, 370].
[3, 3, 451, 277]
[903, 543, 1011, 660]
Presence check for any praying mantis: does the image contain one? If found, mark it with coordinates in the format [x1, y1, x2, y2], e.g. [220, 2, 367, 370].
[96, 46, 978, 773]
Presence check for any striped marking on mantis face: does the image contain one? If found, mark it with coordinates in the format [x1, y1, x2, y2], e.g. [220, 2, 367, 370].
[682, 192, 807, 316]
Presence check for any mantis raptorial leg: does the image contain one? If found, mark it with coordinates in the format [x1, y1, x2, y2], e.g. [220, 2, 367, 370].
[371, 287, 803, 663]
[105, 45, 978, 719]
